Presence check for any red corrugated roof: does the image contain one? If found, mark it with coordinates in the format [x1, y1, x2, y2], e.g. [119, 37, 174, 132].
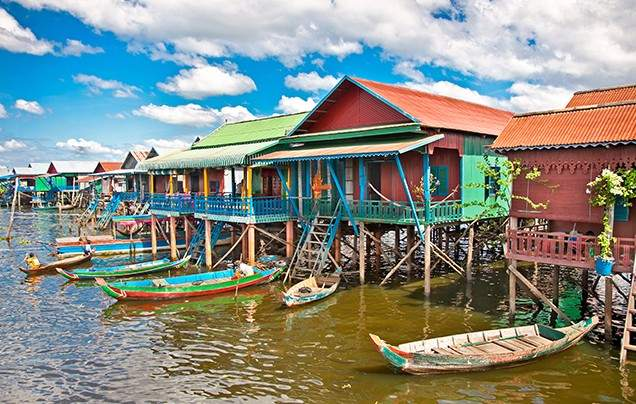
[491, 101, 636, 150]
[567, 84, 636, 108]
[95, 162, 123, 173]
[351, 78, 513, 136]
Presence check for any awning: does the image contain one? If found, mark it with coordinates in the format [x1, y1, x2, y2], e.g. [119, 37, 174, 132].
[253, 134, 444, 164]
[138, 140, 279, 172]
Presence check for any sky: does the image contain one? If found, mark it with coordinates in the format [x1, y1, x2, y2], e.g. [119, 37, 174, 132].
[0, 0, 634, 169]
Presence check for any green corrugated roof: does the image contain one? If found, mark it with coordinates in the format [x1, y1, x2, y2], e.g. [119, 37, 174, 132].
[138, 141, 279, 172]
[192, 112, 306, 149]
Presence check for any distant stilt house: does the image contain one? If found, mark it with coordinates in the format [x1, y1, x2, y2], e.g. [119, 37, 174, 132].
[80, 161, 124, 196]
[11, 165, 47, 207]
[120, 148, 158, 195]
[253, 76, 513, 288]
[491, 84, 636, 342]
[47, 160, 99, 205]
[138, 113, 306, 264]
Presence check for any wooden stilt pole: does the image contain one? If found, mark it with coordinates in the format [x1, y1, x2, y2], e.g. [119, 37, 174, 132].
[150, 214, 157, 258]
[204, 219, 212, 268]
[285, 220, 294, 258]
[424, 225, 431, 296]
[6, 177, 19, 241]
[241, 224, 248, 260]
[334, 224, 341, 263]
[394, 226, 400, 253]
[184, 216, 192, 249]
[466, 226, 474, 282]
[248, 224, 256, 265]
[359, 222, 366, 284]
[374, 229, 382, 271]
[605, 275, 613, 342]
[581, 269, 589, 310]
[509, 260, 517, 317]
[169, 216, 177, 260]
[406, 226, 414, 274]
[551, 266, 560, 325]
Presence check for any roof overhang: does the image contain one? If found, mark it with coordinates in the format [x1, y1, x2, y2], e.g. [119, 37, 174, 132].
[254, 134, 444, 164]
[492, 139, 636, 153]
[281, 122, 423, 145]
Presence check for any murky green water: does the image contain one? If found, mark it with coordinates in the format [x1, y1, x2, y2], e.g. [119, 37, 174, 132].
[1, 210, 634, 402]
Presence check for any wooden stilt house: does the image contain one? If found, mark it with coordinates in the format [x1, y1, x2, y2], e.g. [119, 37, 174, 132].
[253, 76, 513, 286]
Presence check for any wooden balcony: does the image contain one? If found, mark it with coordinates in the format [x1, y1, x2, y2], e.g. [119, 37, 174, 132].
[506, 229, 635, 273]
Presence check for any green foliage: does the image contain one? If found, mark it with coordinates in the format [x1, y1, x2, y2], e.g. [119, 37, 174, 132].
[587, 167, 636, 259]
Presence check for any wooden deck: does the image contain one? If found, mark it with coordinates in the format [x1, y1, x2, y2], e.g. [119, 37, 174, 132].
[505, 229, 635, 272]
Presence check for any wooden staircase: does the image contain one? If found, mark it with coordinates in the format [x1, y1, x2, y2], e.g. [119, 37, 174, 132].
[620, 251, 636, 367]
[186, 220, 225, 266]
[285, 201, 342, 282]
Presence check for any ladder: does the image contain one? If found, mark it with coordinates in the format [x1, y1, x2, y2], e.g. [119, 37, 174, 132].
[286, 200, 342, 282]
[78, 195, 100, 224]
[186, 220, 225, 266]
[619, 251, 636, 367]
[97, 193, 122, 229]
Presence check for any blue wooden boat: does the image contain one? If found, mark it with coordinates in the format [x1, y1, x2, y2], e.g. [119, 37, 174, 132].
[56, 255, 190, 280]
[282, 274, 340, 307]
[55, 236, 187, 257]
[97, 261, 285, 301]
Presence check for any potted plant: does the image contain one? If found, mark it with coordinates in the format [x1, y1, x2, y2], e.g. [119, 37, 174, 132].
[587, 168, 627, 276]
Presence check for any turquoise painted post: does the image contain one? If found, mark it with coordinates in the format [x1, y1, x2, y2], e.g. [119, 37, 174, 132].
[396, 156, 424, 241]
[358, 158, 366, 201]
[275, 166, 300, 219]
[327, 160, 358, 236]
[423, 151, 431, 222]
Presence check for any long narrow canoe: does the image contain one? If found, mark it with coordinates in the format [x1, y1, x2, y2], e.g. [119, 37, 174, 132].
[19, 254, 92, 276]
[56, 255, 190, 281]
[282, 274, 340, 307]
[370, 316, 598, 374]
[96, 262, 285, 301]
[55, 236, 187, 257]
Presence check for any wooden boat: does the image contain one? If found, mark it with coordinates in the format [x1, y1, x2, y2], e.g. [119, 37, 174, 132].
[56, 255, 190, 280]
[96, 261, 285, 301]
[55, 235, 187, 257]
[369, 316, 598, 374]
[19, 254, 92, 275]
[282, 274, 340, 307]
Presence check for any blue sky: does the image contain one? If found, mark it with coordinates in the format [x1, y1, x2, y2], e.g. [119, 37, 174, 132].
[0, 1, 633, 169]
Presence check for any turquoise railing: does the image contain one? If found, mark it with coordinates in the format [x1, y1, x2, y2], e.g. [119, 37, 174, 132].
[149, 193, 194, 213]
[193, 195, 292, 218]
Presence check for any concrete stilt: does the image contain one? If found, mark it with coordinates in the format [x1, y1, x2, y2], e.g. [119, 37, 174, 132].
[285, 220, 294, 258]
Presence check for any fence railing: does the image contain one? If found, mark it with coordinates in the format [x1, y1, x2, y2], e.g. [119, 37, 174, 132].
[506, 229, 635, 272]
[194, 195, 292, 218]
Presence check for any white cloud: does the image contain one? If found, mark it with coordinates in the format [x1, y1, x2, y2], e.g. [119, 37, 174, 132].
[14, 0, 636, 88]
[134, 138, 192, 154]
[132, 103, 256, 127]
[284, 71, 339, 93]
[276, 95, 316, 114]
[403, 79, 572, 112]
[393, 61, 425, 83]
[107, 112, 127, 119]
[0, 104, 7, 118]
[0, 8, 54, 55]
[14, 99, 45, 115]
[127, 42, 207, 66]
[60, 39, 103, 56]
[0, 139, 27, 152]
[55, 138, 122, 155]
[157, 63, 256, 99]
[73, 74, 140, 98]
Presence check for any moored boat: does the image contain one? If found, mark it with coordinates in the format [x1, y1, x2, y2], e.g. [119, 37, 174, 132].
[55, 235, 187, 257]
[282, 274, 340, 307]
[96, 260, 286, 301]
[369, 316, 598, 374]
[56, 255, 190, 280]
[19, 254, 92, 276]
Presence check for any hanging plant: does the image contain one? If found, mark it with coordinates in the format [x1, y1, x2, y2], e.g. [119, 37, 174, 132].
[587, 167, 636, 263]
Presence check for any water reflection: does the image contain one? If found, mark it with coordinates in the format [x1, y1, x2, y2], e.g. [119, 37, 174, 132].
[0, 209, 633, 401]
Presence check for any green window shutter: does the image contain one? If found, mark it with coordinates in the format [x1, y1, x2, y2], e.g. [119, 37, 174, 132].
[431, 166, 448, 197]
[615, 197, 630, 222]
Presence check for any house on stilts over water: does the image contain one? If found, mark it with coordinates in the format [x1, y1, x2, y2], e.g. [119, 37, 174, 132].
[490, 83, 636, 362]
[139, 112, 307, 266]
[253, 76, 513, 288]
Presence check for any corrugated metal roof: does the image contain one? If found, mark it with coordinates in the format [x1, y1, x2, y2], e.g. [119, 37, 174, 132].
[139, 141, 279, 171]
[492, 101, 636, 150]
[130, 150, 150, 162]
[193, 112, 306, 149]
[12, 167, 40, 176]
[28, 163, 49, 173]
[48, 161, 99, 175]
[567, 84, 636, 108]
[254, 135, 444, 163]
[351, 78, 513, 136]
[95, 162, 123, 173]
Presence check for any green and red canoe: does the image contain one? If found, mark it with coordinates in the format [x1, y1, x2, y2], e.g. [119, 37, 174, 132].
[96, 262, 285, 301]
[56, 255, 190, 281]
[370, 316, 598, 374]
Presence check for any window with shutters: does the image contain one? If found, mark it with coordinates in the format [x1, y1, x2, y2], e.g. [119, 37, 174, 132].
[484, 166, 501, 199]
[431, 166, 448, 197]
[615, 197, 630, 222]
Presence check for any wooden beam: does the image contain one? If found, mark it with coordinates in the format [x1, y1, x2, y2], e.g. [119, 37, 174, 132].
[359, 222, 366, 284]
[254, 224, 293, 247]
[169, 216, 178, 260]
[203, 168, 209, 197]
[605, 276, 613, 342]
[466, 226, 474, 281]
[424, 225, 431, 296]
[150, 214, 158, 257]
[211, 227, 248, 271]
[507, 265, 574, 324]
[204, 219, 212, 268]
[248, 224, 256, 265]
[380, 240, 423, 286]
[430, 243, 465, 276]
